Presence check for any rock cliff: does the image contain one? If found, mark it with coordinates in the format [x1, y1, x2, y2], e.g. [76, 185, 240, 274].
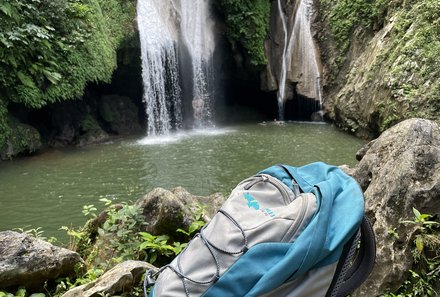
[317, 0, 440, 138]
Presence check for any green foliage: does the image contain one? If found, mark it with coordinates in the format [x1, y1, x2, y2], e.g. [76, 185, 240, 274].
[0, 289, 45, 297]
[0, 0, 135, 149]
[14, 226, 57, 243]
[138, 232, 185, 264]
[381, 208, 440, 296]
[320, 0, 377, 55]
[217, 0, 270, 66]
[177, 203, 206, 237]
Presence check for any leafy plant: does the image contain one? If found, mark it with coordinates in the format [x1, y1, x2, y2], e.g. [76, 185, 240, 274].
[381, 208, 440, 296]
[401, 208, 440, 262]
[177, 204, 207, 237]
[138, 233, 183, 264]
[0, 288, 45, 297]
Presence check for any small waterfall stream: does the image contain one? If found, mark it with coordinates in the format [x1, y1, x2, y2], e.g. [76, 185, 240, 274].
[181, 0, 216, 128]
[277, 0, 322, 120]
[137, 0, 216, 136]
[277, 0, 289, 121]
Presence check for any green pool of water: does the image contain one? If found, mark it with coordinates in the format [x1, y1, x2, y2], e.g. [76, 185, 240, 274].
[0, 122, 365, 240]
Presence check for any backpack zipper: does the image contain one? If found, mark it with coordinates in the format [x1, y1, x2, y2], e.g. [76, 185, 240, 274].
[282, 193, 310, 242]
[242, 175, 315, 242]
[242, 174, 295, 205]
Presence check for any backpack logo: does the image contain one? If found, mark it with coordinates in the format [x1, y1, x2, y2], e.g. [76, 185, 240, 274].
[243, 193, 277, 218]
[244, 193, 260, 210]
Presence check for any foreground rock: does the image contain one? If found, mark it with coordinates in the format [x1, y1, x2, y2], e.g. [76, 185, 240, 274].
[135, 187, 226, 239]
[62, 260, 156, 297]
[0, 231, 84, 291]
[351, 118, 440, 296]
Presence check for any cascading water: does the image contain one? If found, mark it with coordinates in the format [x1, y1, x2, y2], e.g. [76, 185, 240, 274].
[137, 0, 182, 136]
[277, 0, 322, 119]
[180, 0, 216, 128]
[137, 0, 216, 136]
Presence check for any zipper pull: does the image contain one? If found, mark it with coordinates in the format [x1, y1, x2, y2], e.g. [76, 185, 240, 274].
[291, 179, 301, 197]
[276, 164, 302, 197]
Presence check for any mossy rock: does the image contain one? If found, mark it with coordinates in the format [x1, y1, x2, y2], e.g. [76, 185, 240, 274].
[0, 117, 42, 160]
[77, 114, 109, 147]
[98, 95, 141, 135]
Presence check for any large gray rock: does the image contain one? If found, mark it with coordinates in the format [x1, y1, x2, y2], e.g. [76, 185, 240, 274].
[62, 260, 156, 297]
[0, 231, 84, 291]
[135, 187, 226, 239]
[351, 118, 440, 296]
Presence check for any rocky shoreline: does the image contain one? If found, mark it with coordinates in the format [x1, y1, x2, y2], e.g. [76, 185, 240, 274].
[1, 118, 439, 296]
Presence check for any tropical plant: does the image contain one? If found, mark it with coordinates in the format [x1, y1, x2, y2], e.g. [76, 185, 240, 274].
[381, 208, 440, 297]
[0, 0, 135, 149]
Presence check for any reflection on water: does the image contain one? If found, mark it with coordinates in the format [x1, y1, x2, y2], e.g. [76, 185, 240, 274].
[0, 122, 365, 239]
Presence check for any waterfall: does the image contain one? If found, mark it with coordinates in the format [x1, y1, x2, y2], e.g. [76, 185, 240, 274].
[277, 0, 288, 121]
[277, 0, 322, 119]
[137, 0, 182, 136]
[180, 0, 216, 128]
[137, 0, 216, 136]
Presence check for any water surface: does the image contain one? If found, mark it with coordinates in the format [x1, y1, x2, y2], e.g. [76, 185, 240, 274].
[0, 122, 365, 239]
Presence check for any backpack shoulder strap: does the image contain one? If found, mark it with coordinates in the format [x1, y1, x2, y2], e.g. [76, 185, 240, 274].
[326, 216, 376, 297]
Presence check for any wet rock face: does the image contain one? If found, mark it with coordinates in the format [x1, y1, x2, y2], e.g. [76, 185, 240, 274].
[0, 231, 84, 291]
[351, 118, 440, 296]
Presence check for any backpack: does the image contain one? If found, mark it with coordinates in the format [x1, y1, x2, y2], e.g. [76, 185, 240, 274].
[144, 162, 376, 297]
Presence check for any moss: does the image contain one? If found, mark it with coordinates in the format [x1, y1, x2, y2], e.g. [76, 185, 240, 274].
[98, 101, 114, 123]
[80, 114, 102, 134]
[217, 0, 270, 67]
[322, 0, 440, 132]
[375, 0, 440, 131]
[319, 0, 393, 67]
